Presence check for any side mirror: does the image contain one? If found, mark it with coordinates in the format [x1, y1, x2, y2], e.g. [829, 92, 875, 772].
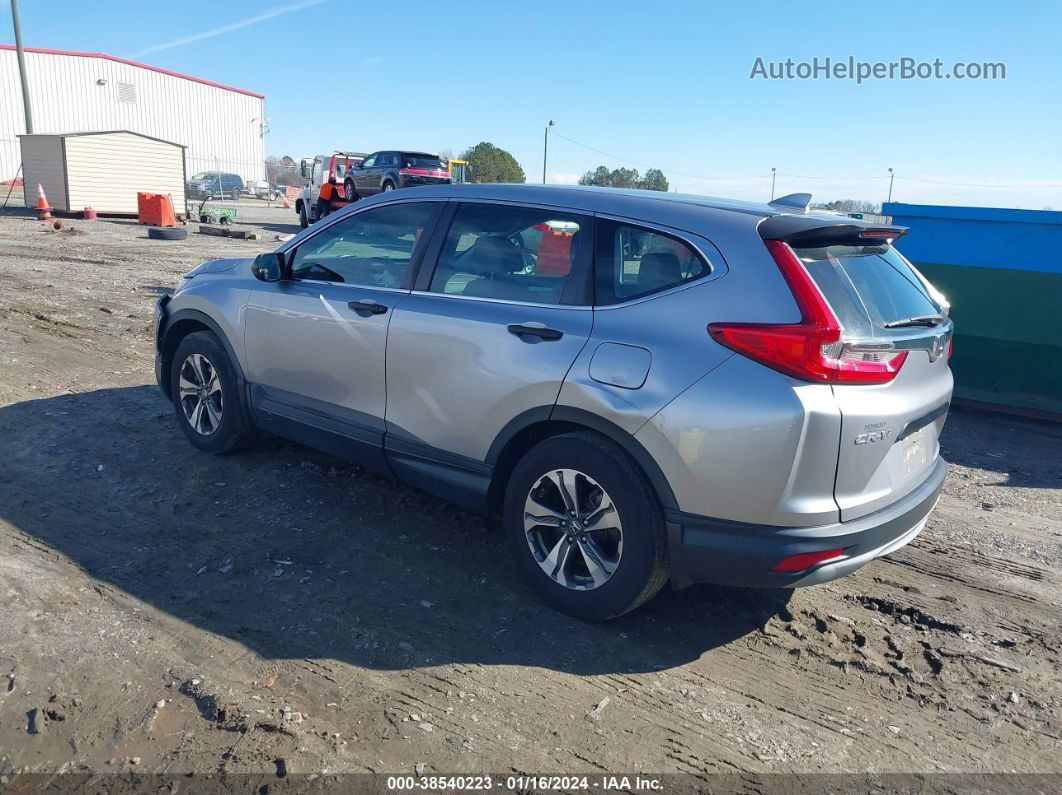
[299, 159, 309, 178]
[252, 252, 284, 282]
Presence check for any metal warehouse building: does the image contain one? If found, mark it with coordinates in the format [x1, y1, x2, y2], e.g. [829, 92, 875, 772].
[0, 45, 265, 196]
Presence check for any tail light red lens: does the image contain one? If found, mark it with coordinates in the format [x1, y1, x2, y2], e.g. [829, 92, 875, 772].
[399, 167, 450, 177]
[772, 548, 845, 573]
[707, 240, 907, 384]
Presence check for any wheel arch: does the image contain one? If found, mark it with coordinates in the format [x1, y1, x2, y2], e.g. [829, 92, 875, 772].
[159, 309, 246, 400]
[484, 406, 678, 517]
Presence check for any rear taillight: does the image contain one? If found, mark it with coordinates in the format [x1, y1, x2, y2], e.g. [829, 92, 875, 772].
[399, 167, 450, 177]
[708, 240, 907, 384]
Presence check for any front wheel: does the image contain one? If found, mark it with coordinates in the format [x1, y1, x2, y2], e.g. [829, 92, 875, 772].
[170, 331, 256, 453]
[298, 203, 308, 228]
[503, 432, 669, 620]
[230, 189, 241, 201]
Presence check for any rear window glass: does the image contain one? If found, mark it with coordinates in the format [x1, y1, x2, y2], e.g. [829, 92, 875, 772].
[429, 203, 585, 304]
[404, 155, 444, 168]
[794, 245, 942, 337]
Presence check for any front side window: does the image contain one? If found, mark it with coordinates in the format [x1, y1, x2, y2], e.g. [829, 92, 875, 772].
[361, 155, 377, 168]
[594, 221, 711, 305]
[289, 202, 436, 288]
[428, 203, 586, 304]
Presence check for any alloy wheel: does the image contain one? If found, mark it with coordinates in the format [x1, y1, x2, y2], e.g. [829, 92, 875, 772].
[523, 468, 623, 591]
[178, 353, 223, 435]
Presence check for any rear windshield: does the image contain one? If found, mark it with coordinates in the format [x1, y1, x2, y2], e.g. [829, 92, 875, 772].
[403, 155, 444, 169]
[793, 244, 942, 338]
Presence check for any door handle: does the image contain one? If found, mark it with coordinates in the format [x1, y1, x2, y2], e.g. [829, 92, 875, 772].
[349, 299, 388, 315]
[507, 324, 563, 341]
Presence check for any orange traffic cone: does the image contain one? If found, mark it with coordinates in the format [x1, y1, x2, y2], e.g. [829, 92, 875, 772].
[36, 184, 52, 221]
[282, 192, 291, 209]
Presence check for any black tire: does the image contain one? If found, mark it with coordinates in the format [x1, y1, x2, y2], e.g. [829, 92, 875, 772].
[298, 203, 308, 228]
[503, 432, 669, 621]
[382, 180, 396, 192]
[230, 189, 241, 201]
[148, 226, 187, 240]
[268, 190, 278, 202]
[169, 331, 256, 454]
[344, 180, 358, 201]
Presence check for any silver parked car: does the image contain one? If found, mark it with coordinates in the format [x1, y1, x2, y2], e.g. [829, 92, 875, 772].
[154, 185, 953, 620]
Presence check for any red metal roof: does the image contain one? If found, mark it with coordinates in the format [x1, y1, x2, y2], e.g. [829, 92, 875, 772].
[0, 44, 264, 99]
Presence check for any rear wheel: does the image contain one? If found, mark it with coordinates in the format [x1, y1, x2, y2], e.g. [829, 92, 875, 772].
[382, 181, 395, 192]
[170, 331, 255, 453]
[504, 432, 668, 620]
[298, 203, 308, 228]
[230, 188, 241, 201]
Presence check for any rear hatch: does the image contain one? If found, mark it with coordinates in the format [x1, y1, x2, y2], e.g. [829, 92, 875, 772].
[401, 154, 450, 183]
[791, 235, 953, 521]
[709, 218, 954, 524]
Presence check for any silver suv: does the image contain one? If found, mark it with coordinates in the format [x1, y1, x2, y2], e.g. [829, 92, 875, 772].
[154, 185, 953, 620]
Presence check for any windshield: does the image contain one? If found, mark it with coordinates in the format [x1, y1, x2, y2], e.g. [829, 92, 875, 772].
[190, 172, 221, 181]
[794, 244, 943, 338]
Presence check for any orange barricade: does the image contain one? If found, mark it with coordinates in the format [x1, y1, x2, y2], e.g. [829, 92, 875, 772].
[137, 192, 176, 227]
[536, 228, 574, 275]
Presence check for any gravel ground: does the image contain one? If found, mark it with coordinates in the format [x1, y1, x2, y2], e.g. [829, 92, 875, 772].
[0, 204, 1059, 790]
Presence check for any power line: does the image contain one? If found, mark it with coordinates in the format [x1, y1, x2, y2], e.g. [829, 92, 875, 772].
[549, 131, 770, 182]
[548, 131, 1062, 190]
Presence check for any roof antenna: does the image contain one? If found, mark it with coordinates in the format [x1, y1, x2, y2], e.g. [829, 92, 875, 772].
[768, 192, 812, 213]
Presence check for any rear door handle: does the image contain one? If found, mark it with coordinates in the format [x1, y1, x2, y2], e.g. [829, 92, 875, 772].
[507, 324, 563, 341]
[349, 299, 388, 315]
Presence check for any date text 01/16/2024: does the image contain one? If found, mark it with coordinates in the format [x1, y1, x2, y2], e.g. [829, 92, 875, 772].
[385, 775, 663, 791]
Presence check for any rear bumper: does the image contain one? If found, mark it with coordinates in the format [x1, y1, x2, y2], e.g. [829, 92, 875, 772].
[667, 457, 946, 589]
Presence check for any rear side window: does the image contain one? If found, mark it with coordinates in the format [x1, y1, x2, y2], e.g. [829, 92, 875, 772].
[793, 244, 942, 338]
[429, 203, 586, 304]
[594, 221, 710, 305]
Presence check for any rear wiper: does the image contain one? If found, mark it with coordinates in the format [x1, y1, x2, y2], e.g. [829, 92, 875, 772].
[883, 314, 946, 329]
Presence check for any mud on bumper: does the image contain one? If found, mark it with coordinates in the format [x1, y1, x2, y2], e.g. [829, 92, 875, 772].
[666, 458, 946, 589]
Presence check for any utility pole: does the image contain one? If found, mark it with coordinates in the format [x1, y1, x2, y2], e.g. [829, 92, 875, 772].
[11, 0, 34, 134]
[542, 120, 554, 184]
[770, 167, 776, 200]
[887, 167, 894, 203]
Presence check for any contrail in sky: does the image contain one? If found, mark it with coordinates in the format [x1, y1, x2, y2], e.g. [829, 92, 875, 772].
[131, 0, 327, 58]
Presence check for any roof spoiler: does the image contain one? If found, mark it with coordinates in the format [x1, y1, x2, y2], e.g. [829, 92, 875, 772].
[758, 216, 908, 247]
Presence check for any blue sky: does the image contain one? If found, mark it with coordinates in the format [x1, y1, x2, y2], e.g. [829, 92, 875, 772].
[4, 0, 1060, 208]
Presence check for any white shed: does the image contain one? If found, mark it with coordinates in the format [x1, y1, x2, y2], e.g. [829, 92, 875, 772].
[19, 131, 187, 215]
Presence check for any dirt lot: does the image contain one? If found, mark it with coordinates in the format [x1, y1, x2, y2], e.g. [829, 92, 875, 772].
[0, 203, 1059, 788]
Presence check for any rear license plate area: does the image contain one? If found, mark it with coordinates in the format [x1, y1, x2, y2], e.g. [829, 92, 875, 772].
[900, 428, 928, 476]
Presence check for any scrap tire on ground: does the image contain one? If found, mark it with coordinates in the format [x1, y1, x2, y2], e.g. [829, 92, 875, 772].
[147, 226, 188, 241]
